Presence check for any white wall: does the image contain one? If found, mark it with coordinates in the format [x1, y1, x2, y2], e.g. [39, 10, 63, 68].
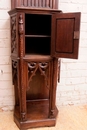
[0, 0, 14, 111]
[56, 0, 87, 106]
[0, 0, 87, 110]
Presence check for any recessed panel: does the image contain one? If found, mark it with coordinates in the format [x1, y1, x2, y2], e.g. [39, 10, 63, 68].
[55, 18, 74, 53]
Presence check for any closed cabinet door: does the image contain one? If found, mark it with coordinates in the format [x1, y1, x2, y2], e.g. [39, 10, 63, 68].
[51, 12, 81, 59]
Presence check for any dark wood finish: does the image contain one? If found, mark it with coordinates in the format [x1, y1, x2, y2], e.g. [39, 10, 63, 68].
[18, 13, 27, 121]
[51, 12, 81, 59]
[9, 2, 81, 130]
[49, 58, 58, 117]
[11, 0, 58, 9]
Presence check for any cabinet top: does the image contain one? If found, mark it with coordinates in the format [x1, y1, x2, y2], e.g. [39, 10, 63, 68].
[11, 0, 59, 10]
[8, 7, 62, 15]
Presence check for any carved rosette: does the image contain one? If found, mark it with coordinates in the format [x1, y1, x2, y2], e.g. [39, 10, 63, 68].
[11, 16, 17, 54]
[27, 62, 49, 90]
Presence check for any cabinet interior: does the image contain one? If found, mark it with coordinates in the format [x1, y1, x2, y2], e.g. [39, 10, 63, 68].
[25, 14, 51, 55]
[25, 37, 51, 55]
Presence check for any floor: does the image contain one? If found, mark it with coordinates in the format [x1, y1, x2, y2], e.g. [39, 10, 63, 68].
[0, 105, 87, 130]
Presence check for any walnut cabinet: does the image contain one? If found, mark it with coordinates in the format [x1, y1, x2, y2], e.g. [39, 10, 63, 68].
[8, 1, 81, 130]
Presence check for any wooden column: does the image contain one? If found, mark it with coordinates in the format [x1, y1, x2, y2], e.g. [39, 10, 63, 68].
[18, 13, 27, 121]
[49, 58, 58, 117]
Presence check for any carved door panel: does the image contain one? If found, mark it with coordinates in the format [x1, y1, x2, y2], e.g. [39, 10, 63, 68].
[51, 12, 81, 59]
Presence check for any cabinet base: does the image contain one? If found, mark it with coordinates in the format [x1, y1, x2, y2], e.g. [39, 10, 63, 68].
[14, 100, 58, 130]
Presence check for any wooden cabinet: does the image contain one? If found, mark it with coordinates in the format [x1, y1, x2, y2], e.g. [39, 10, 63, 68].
[8, 1, 81, 129]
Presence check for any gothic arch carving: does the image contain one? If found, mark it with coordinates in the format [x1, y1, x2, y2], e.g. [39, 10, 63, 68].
[27, 62, 49, 90]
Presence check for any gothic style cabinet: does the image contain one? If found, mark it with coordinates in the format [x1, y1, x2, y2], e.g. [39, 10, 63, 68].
[8, 0, 81, 129]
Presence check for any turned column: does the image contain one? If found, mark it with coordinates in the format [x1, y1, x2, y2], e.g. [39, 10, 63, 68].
[18, 13, 27, 121]
[49, 58, 58, 117]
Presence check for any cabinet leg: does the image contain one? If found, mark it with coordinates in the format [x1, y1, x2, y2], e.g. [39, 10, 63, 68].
[49, 58, 58, 118]
[19, 61, 27, 121]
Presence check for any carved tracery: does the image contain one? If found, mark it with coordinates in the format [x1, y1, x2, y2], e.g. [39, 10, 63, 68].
[11, 16, 17, 53]
[27, 62, 49, 90]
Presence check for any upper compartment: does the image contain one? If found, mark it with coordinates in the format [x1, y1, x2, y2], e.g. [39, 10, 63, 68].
[11, 0, 58, 9]
[25, 14, 51, 35]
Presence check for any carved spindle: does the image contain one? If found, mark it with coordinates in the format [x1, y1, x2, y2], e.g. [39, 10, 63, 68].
[50, 0, 52, 8]
[28, 0, 31, 6]
[24, 0, 28, 6]
[36, 0, 38, 7]
[38, 0, 41, 7]
[42, 0, 45, 7]
[45, 0, 48, 7]
[21, 0, 23, 6]
[52, 0, 55, 9]
[31, 0, 34, 6]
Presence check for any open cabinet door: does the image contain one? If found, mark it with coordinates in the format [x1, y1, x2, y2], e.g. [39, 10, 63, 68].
[51, 12, 81, 59]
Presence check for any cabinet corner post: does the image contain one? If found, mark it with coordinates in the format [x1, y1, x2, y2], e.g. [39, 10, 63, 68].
[18, 13, 27, 121]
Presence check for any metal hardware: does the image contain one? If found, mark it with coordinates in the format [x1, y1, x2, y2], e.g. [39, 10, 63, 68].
[74, 31, 79, 39]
